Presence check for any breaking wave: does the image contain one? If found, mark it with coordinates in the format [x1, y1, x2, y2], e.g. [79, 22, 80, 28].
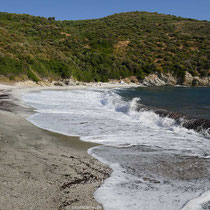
[22, 88, 210, 210]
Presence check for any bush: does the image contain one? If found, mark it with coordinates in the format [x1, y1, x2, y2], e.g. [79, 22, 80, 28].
[27, 69, 40, 82]
[0, 11, 209, 82]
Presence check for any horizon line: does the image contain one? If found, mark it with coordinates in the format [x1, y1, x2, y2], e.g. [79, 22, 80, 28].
[1, 10, 210, 22]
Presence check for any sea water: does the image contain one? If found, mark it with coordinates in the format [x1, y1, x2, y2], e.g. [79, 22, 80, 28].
[22, 87, 210, 210]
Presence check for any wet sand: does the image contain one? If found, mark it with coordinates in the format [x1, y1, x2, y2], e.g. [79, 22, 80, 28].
[0, 87, 111, 210]
[91, 144, 210, 210]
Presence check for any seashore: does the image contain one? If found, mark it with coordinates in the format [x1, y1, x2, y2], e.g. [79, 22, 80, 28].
[1, 82, 210, 210]
[0, 82, 129, 210]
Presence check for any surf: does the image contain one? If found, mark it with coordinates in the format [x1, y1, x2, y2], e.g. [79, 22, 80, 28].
[22, 87, 210, 210]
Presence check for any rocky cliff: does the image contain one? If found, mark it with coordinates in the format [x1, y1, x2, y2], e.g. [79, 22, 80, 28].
[140, 72, 210, 87]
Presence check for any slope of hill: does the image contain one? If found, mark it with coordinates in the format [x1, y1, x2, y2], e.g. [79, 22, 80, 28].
[0, 11, 209, 83]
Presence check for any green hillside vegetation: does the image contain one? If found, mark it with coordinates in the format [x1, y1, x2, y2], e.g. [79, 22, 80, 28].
[0, 11, 209, 82]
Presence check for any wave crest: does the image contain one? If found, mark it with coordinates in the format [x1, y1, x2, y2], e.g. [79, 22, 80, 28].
[100, 89, 210, 138]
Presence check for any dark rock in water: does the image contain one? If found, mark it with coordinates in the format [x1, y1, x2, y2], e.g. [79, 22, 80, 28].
[136, 104, 210, 137]
[0, 94, 10, 99]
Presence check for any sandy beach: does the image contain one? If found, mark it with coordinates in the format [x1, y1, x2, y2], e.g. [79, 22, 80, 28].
[0, 83, 116, 210]
[2, 82, 209, 210]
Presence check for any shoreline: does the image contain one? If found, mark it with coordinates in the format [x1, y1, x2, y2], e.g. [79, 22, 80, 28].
[0, 84, 112, 209]
[1, 83, 210, 209]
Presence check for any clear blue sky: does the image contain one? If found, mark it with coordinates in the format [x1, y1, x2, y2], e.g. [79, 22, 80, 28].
[1, 0, 210, 21]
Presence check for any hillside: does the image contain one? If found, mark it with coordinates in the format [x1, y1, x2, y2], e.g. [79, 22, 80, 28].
[0, 11, 209, 83]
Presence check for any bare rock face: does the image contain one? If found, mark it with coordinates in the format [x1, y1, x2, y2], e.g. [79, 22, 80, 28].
[142, 74, 166, 86]
[52, 78, 77, 86]
[184, 72, 194, 86]
[183, 72, 210, 86]
[141, 73, 176, 87]
[123, 76, 139, 84]
[62, 79, 70, 85]
[140, 72, 209, 87]
[52, 81, 65, 86]
[68, 77, 77, 86]
[158, 73, 177, 86]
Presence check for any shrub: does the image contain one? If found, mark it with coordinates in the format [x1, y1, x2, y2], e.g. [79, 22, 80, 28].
[27, 69, 40, 82]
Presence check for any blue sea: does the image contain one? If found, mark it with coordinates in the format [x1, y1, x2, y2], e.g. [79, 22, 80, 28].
[22, 87, 210, 210]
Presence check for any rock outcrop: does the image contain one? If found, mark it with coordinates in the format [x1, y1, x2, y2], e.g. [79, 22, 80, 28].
[184, 72, 210, 87]
[140, 72, 209, 87]
[13, 73, 209, 88]
[140, 73, 176, 86]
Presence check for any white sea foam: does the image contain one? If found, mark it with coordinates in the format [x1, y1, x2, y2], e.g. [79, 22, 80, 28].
[89, 146, 209, 210]
[22, 88, 210, 210]
[23, 89, 209, 153]
[181, 191, 210, 210]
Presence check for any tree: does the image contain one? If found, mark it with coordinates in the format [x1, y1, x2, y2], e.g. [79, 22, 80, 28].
[48, 17, 55, 21]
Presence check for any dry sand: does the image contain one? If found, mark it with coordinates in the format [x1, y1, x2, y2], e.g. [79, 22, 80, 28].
[0, 84, 113, 210]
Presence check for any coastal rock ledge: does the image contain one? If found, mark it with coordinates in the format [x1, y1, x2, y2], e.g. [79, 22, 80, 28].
[11, 72, 210, 88]
[140, 72, 210, 87]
